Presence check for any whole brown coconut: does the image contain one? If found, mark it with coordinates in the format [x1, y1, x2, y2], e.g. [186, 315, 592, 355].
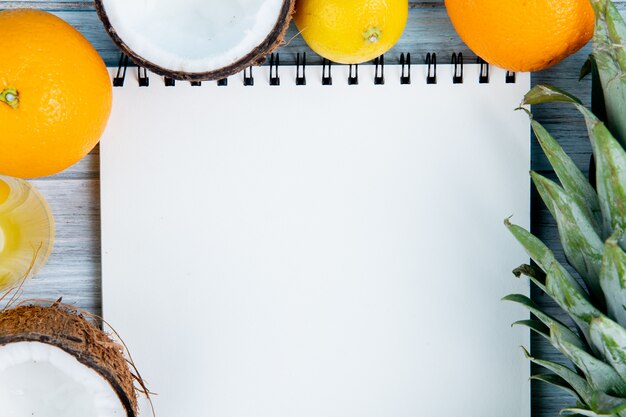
[95, 0, 295, 81]
[0, 304, 139, 417]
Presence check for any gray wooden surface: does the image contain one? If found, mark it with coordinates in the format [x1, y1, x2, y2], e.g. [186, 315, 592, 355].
[2, 1, 626, 416]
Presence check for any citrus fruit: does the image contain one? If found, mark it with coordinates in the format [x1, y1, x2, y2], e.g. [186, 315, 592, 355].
[294, 0, 408, 64]
[444, 0, 594, 72]
[0, 9, 112, 178]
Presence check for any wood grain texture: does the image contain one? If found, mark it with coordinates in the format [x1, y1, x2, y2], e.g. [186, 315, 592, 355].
[1, 2, 625, 416]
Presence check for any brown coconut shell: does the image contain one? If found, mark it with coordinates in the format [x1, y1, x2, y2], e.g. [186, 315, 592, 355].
[95, 0, 295, 82]
[0, 304, 138, 417]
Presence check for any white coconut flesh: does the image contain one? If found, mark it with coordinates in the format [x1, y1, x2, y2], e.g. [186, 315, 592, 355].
[0, 341, 126, 417]
[101, 0, 286, 73]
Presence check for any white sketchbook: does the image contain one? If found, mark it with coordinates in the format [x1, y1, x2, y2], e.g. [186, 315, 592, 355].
[101, 63, 531, 417]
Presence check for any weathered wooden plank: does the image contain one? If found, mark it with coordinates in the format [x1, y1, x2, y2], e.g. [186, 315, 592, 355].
[1, 179, 102, 314]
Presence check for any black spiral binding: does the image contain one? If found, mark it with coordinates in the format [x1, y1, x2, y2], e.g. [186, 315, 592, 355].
[505, 71, 516, 84]
[374, 56, 384, 85]
[477, 57, 489, 84]
[451, 53, 463, 84]
[113, 54, 129, 87]
[400, 53, 411, 85]
[322, 59, 332, 85]
[269, 53, 280, 86]
[243, 67, 254, 86]
[296, 53, 306, 86]
[112, 53, 517, 87]
[425, 53, 437, 84]
[348, 64, 359, 85]
[138, 66, 149, 87]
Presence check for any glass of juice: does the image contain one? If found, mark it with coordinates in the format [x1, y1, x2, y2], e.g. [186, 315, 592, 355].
[0, 176, 54, 293]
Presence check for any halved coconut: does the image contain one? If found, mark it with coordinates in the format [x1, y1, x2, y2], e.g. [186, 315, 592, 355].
[0, 305, 138, 417]
[95, 0, 295, 81]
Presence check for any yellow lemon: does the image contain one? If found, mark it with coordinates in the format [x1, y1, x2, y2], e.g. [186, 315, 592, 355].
[294, 0, 408, 64]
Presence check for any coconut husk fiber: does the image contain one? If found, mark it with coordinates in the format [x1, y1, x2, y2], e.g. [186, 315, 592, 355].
[0, 304, 138, 417]
[95, 0, 296, 81]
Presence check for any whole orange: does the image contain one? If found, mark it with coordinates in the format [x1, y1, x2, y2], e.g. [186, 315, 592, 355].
[444, 0, 594, 72]
[0, 9, 112, 178]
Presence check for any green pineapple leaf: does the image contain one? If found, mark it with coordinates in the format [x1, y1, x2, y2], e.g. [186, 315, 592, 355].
[590, 0, 626, 147]
[523, 85, 583, 106]
[600, 230, 626, 327]
[580, 56, 593, 80]
[587, 115, 626, 242]
[521, 84, 626, 239]
[513, 319, 550, 337]
[532, 172, 605, 301]
[546, 261, 601, 346]
[587, 55, 610, 125]
[590, 316, 626, 384]
[559, 410, 601, 417]
[552, 323, 626, 396]
[504, 293, 587, 349]
[589, 390, 626, 415]
[505, 219, 555, 276]
[560, 407, 620, 417]
[531, 373, 584, 403]
[530, 119, 602, 230]
[523, 346, 594, 405]
[576, 106, 626, 241]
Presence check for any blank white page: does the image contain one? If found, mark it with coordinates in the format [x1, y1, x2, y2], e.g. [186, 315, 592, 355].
[101, 64, 531, 417]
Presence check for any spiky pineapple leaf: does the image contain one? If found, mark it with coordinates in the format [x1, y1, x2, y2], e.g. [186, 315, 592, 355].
[521, 84, 626, 240]
[546, 262, 600, 329]
[530, 119, 602, 230]
[523, 85, 583, 106]
[590, 391, 626, 416]
[590, 0, 626, 147]
[504, 293, 587, 349]
[600, 231, 626, 327]
[581, 56, 593, 80]
[560, 409, 611, 417]
[552, 323, 626, 396]
[561, 405, 626, 417]
[531, 373, 583, 402]
[513, 319, 550, 338]
[532, 172, 604, 300]
[587, 55, 610, 126]
[523, 346, 593, 405]
[590, 316, 626, 385]
[585, 112, 626, 241]
[598, 0, 626, 51]
[505, 220, 554, 277]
